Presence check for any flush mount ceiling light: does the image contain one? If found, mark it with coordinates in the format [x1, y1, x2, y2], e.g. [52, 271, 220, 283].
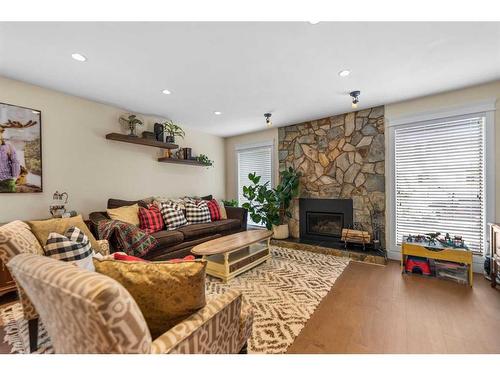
[264, 113, 273, 127]
[338, 69, 351, 77]
[308, 21, 320, 25]
[71, 53, 87, 62]
[161, 89, 171, 95]
[214, 111, 222, 115]
[350, 90, 361, 109]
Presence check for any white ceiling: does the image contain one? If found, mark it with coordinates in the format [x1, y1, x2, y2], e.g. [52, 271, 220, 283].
[0, 22, 499, 137]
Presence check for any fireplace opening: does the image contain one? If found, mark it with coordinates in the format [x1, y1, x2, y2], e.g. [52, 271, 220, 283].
[299, 198, 353, 243]
[306, 212, 344, 238]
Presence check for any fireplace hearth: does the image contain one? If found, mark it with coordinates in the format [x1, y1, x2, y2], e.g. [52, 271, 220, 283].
[299, 198, 353, 243]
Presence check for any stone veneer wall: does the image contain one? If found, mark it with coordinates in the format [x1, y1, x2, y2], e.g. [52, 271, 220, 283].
[278, 106, 385, 246]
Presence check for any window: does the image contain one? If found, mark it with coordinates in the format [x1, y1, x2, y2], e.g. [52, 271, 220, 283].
[237, 143, 273, 226]
[394, 114, 486, 254]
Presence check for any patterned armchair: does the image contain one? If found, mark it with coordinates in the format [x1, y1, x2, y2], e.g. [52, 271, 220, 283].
[7, 253, 253, 354]
[0, 220, 109, 352]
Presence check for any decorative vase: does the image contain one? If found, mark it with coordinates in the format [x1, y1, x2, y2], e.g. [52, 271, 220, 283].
[128, 126, 138, 137]
[165, 135, 175, 143]
[154, 123, 164, 141]
[183, 147, 192, 159]
[272, 224, 289, 239]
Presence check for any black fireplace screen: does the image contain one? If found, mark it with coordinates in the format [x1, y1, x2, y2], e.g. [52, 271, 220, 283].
[306, 212, 344, 237]
[299, 198, 353, 242]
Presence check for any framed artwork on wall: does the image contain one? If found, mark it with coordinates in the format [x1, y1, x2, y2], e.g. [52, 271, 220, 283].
[0, 102, 42, 193]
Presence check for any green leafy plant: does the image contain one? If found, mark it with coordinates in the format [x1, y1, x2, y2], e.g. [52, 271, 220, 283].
[275, 167, 301, 223]
[196, 154, 214, 168]
[162, 120, 185, 139]
[120, 114, 143, 136]
[222, 199, 238, 207]
[241, 167, 301, 230]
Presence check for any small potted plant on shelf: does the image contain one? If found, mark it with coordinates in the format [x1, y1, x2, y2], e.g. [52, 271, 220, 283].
[242, 167, 301, 239]
[162, 120, 185, 144]
[119, 114, 143, 137]
[196, 154, 214, 168]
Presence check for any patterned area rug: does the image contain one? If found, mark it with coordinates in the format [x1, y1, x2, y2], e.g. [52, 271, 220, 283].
[0, 246, 349, 354]
[0, 304, 52, 354]
[206, 246, 349, 353]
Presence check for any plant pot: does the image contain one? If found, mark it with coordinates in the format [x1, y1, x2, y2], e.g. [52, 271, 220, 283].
[272, 224, 289, 239]
[154, 123, 164, 141]
[165, 135, 175, 143]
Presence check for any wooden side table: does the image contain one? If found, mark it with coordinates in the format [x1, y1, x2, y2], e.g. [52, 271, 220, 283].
[0, 258, 17, 296]
[489, 223, 500, 288]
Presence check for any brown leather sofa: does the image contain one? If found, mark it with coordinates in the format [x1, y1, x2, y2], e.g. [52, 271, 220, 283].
[88, 198, 247, 261]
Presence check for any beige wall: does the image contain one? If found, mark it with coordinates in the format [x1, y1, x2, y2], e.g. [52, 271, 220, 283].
[224, 128, 279, 201]
[0, 76, 225, 222]
[385, 80, 499, 221]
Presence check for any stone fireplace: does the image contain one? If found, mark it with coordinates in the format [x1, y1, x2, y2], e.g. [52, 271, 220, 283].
[278, 106, 385, 248]
[300, 198, 353, 243]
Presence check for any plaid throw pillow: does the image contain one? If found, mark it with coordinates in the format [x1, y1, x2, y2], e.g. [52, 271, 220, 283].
[159, 202, 188, 230]
[139, 205, 164, 234]
[44, 226, 95, 271]
[185, 200, 211, 224]
[206, 199, 221, 221]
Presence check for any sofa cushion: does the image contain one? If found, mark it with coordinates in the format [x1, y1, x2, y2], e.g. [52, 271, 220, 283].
[107, 204, 140, 226]
[94, 258, 207, 340]
[177, 222, 219, 240]
[150, 230, 184, 248]
[44, 226, 95, 271]
[184, 201, 211, 224]
[215, 219, 241, 233]
[28, 215, 100, 253]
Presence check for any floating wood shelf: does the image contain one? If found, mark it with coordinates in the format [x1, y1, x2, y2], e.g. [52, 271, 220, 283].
[105, 133, 179, 150]
[157, 157, 211, 167]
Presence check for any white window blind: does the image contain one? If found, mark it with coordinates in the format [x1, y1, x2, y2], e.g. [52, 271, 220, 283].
[395, 115, 486, 254]
[237, 144, 273, 226]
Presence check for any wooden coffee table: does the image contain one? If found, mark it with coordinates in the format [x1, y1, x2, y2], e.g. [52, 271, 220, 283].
[192, 229, 273, 282]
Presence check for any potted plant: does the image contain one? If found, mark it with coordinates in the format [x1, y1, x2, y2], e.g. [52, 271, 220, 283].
[120, 114, 143, 137]
[242, 167, 301, 239]
[241, 173, 280, 231]
[162, 120, 185, 144]
[273, 167, 301, 239]
[196, 154, 214, 168]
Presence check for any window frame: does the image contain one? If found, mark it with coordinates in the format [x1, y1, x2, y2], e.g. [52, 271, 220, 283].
[235, 140, 275, 227]
[387, 101, 495, 268]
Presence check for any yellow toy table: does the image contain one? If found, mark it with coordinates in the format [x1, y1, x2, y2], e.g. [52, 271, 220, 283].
[401, 239, 473, 287]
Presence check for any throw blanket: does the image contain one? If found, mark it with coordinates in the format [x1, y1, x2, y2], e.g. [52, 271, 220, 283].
[97, 220, 157, 258]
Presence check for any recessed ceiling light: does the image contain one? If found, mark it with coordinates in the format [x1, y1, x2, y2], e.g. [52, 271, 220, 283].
[338, 70, 351, 77]
[308, 21, 320, 25]
[214, 111, 222, 115]
[71, 53, 87, 62]
[161, 89, 171, 95]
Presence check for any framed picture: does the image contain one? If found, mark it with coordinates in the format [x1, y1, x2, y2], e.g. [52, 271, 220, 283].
[0, 102, 42, 193]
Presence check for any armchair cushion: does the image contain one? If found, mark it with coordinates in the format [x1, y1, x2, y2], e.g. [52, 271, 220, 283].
[27, 215, 100, 253]
[94, 258, 207, 339]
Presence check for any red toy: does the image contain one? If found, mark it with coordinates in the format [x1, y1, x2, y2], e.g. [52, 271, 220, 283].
[405, 256, 431, 276]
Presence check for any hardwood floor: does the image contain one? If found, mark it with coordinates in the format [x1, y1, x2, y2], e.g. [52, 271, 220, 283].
[288, 260, 500, 354]
[1, 260, 499, 354]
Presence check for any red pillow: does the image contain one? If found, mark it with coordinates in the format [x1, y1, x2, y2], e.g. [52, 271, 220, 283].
[113, 252, 195, 263]
[138, 204, 164, 234]
[113, 252, 149, 262]
[206, 199, 221, 221]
